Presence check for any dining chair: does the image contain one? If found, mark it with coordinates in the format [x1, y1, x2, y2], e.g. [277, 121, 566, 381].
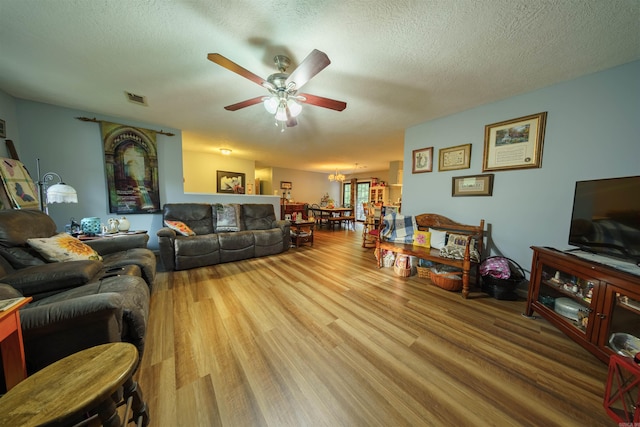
[362, 203, 383, 247]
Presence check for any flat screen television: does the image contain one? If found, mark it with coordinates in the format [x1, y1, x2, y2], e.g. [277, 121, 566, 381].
[568, 175, 640, 265]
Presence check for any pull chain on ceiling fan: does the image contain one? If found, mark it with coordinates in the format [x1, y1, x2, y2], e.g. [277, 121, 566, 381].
[207, 49, 347, 131]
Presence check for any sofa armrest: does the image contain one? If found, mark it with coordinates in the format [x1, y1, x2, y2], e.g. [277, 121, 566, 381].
[157, 227, 177, 271]
[157, 227, 176, 238]
[1, 260, 103, 299]
[84, 233, 149, 255]
[275, 220, 291, 232]
[20, 293, 125, 372]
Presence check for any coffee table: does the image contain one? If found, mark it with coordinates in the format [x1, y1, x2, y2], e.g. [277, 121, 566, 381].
[0, 342, 149, 426]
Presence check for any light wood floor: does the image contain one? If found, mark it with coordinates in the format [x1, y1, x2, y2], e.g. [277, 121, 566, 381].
[135, 225, 615, 426]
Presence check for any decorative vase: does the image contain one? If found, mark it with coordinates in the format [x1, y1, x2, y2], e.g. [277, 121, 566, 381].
[118, 216, 131, 232]
[81, 217, 101, 236]
[107, 218, 119, 233]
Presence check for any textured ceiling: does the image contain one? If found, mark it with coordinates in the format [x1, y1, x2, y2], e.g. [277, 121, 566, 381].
[1, 0, 639, 174]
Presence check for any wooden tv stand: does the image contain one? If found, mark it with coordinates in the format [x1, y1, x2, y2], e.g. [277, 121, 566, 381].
[526, 246, 640, 363]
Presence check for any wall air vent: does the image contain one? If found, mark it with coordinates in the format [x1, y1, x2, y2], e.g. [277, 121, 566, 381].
[125, 91, 148, 106]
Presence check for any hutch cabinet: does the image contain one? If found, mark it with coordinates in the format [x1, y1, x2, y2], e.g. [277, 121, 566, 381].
[526, 246, 640, 363]
[281, 203, 307, 221]
[369, 186, 388, 204]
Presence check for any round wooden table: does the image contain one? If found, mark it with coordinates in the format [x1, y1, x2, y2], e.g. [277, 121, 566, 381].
[0, 342, 148, 426]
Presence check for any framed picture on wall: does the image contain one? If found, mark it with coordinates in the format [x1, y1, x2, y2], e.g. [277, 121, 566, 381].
[482, 112, 547, 172]
[412, 147, 433, 173]
[438, 144, 471, 171]
[452, 174, 494, 197]
[280, 181, 292, 190]
[0, 119, 5, 138]
[217, 170, 245, 194]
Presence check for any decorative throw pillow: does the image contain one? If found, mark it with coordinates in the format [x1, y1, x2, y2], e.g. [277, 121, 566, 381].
[440, 233, 480, 262]
[412, 231, 431, 248]
[164, 220, 196, 236]
[27, 233, 103, 262]
[428, 228, 448, 250]
[446, 233, 470, 250]
[215, 203, 242, 232]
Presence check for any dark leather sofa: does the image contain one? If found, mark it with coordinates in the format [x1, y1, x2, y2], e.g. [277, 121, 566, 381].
[157, 203, 290, 271]
[0, 209, 155, 377]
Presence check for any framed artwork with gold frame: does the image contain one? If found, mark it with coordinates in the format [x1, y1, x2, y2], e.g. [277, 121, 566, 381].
[438, 144, 471, 171]
[482, 112, 547, 172]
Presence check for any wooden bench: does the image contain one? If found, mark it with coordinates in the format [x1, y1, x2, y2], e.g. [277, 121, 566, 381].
[376, 213, 484, 299]
[328, 215, 355, 230]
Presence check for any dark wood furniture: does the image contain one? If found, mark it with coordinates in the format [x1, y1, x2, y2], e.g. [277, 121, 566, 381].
[526, 246, 640, 363]
[309, 207, 354, 230]
[289, 220, 315, 247]
[0, 297, 31, 390]
[376, 214, 484, 299]
[604, 354, 640, 423]
[281, 203, 307, 221]
[0, 342, 149, 426]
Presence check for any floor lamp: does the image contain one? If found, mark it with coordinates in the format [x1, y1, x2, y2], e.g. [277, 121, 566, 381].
[36, 159, 78, 214]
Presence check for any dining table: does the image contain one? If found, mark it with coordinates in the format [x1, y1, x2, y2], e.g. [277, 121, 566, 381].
[309, 206, 354, 230]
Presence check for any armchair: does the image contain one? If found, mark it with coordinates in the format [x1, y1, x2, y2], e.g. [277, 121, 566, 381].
[0, 209, 155, 379]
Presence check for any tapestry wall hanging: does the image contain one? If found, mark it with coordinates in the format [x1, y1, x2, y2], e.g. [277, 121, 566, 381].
[101, 121, 160, 214]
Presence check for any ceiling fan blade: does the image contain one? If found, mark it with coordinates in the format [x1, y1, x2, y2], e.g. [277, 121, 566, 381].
[299, 93, 347, 111]
[286, 107, 298, 127]
[224, 96, 265, 111]
[286, 49, 330, 91]
[207, 53, 270, 88]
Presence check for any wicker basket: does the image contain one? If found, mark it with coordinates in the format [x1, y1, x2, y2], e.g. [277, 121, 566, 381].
[393, 255, 412, 277]
[417, 266, 431, 279]
[430, 270, 463, 291]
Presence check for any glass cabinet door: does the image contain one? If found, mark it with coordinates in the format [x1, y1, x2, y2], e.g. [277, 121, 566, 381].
[537, 263, 598, 338]
[601, 287, 640, 356]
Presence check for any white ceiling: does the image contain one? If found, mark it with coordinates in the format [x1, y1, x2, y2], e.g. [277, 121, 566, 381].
[1, 1, 639, 174]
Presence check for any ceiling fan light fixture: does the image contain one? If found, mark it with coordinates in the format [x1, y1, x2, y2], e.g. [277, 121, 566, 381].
[263, 96, 278, 114]
[287, 99, 302, 117]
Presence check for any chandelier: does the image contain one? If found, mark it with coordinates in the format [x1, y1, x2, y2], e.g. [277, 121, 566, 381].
[328, 169, 345, 182]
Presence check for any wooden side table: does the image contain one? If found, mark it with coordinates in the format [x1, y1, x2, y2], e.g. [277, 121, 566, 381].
[290, 220, 315, 247]
[0, 342, 149, 426]
[0, 296, 32, 390]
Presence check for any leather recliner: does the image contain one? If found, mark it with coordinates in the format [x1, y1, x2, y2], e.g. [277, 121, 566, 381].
[0, 209, 155, 379]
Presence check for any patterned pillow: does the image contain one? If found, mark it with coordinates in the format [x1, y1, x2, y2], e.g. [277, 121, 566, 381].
[412, 231, 431, 248]
[439, 233, 480, 262]
[164, 220, 196, 236]
[27, 233, 103, 262]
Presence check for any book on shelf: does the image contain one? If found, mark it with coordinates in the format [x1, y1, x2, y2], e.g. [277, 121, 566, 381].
[0, 297, 27, 312]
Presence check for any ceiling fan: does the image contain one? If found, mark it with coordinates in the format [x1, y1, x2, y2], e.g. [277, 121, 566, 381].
[207, 49, 347, 130]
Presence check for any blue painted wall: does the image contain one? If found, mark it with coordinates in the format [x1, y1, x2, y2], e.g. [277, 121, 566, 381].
[403, 60, 640, 275]
[0, 98, 280, 249]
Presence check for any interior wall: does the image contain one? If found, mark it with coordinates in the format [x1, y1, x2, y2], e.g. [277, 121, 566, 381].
[272, 166, 341, 205]
[0, 90, 18, 159]
[403, 60, 640, 277]
[4, 98, 279, 250]
[182, 150, 256, 194]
